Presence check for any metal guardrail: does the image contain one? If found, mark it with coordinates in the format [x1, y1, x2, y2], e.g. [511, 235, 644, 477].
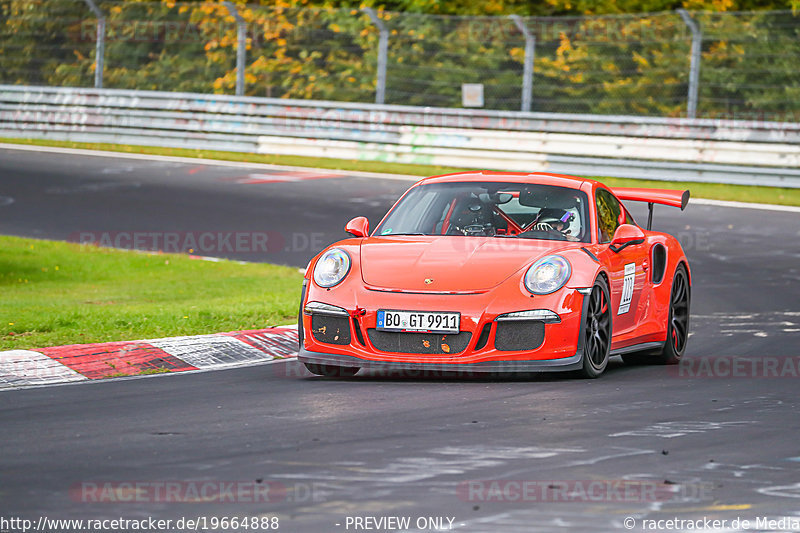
[2, 85, 799, 188]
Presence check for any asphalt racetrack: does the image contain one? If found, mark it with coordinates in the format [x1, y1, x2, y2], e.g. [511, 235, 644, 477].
[1, 146, 800, 532]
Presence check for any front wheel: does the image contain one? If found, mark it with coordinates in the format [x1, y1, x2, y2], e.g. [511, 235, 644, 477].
[304, 363, 360, 377]
[579, 276, 612, 378]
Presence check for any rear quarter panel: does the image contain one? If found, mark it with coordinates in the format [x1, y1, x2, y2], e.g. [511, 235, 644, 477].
[632, 231, 691, 345]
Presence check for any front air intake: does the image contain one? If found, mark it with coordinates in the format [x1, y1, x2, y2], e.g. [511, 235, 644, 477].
[367, 330, 472, 355]
[652, 244, 667, 285]
[494, 321, 545, 351]
[310, 314, 351, 345]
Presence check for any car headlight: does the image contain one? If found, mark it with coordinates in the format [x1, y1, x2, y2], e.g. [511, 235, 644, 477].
[524, 255, 571, 295]
[313, 248, 351, 288]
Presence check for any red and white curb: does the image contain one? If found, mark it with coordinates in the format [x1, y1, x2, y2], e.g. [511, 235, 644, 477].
[0, 326, 298, 390]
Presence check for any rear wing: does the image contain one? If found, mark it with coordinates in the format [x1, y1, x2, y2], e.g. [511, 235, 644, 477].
[612, 187, 690, 230]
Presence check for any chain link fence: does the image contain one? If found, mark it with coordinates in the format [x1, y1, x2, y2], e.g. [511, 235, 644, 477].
[1, 0, 798, 121]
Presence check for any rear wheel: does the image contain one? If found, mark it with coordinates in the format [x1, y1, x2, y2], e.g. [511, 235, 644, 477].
[304, 363, 360, 377]
[622, 264, 690, 366]
[579, 277, 612, 378]
[657, 264, 690, 364]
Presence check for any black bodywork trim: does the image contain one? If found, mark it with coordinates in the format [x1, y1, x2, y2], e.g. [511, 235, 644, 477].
[610, 341, 664, 356]
[681, 190, 690, 211]
[609, 238, 645, 253]
[298, 348, 583, 373]
[352, 317, 366, 346]
[580, 247, 599, 262]
[298, 280, 307, 349]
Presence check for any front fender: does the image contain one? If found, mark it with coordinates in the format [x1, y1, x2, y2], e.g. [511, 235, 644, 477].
[563, 247, 606, 288]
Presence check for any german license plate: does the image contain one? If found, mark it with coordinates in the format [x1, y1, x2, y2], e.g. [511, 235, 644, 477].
[377, 310, 460, 334]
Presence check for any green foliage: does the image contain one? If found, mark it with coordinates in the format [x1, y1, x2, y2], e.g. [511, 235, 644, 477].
[1, 0, 798, 118]
[0, 0, 96, 86]
[695, 10, 800, 119]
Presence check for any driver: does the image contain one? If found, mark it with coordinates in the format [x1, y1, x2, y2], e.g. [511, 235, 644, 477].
[530, 208, 579, 241]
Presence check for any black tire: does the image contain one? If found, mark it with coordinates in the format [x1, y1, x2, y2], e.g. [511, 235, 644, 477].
[297, 304, 304, 350]
[297, 282, 306, 349]
[579, 276, 612, 378]
[656, 264, 690, 364]
[304, 363, 360, 377]
[622, 264, 690, 366]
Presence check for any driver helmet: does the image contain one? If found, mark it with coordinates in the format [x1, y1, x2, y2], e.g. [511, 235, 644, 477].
[536, 208, 574, 231]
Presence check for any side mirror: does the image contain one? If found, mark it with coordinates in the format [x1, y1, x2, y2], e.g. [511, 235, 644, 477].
[345, 216, 369, 238]
[609, 224, 645, 253]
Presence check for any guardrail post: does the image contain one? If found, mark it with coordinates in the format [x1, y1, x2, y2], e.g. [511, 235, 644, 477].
[677, 9, 701, 119]
[362, 7, 388, 105]
[82, 0, 105, 88]
[509, 15, 535, 113]
[223, 1, 246, 96]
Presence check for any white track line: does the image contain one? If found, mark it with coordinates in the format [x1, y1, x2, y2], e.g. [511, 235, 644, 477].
[691, 198, 800, 213]
[2, 142, 798, 211]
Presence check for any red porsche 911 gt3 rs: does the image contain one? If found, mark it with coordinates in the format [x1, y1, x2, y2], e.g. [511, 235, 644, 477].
[298, 171, 691, 378]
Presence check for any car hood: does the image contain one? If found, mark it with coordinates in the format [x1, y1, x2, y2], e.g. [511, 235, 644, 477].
[359, 236, 580, 292]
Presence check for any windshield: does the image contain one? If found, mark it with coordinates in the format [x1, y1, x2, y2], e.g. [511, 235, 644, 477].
[375, 181, 590, 243]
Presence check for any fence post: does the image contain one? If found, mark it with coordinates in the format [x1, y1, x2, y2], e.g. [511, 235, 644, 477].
[223, 1, 246, 97]
[509, 15, 534, 113]
[362, 7, 388, 105]
[677, 9, 701, 119]
[82, 0, 105, 88]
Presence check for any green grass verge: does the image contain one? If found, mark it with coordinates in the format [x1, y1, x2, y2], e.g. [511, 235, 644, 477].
[3, 137, 799, 207]
[0, 235, 303, 350]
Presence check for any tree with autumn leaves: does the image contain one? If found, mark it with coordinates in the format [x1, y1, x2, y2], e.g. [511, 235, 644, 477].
[1, 0, 798, 119]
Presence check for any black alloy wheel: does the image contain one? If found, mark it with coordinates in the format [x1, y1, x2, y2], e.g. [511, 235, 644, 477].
[580, 277, 612, 378]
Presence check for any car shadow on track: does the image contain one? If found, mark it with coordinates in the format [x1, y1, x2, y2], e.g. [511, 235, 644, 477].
[283, 357, 642, 383]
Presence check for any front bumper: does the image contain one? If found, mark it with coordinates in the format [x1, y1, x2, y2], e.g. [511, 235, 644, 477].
[299, 285, 592, 372]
